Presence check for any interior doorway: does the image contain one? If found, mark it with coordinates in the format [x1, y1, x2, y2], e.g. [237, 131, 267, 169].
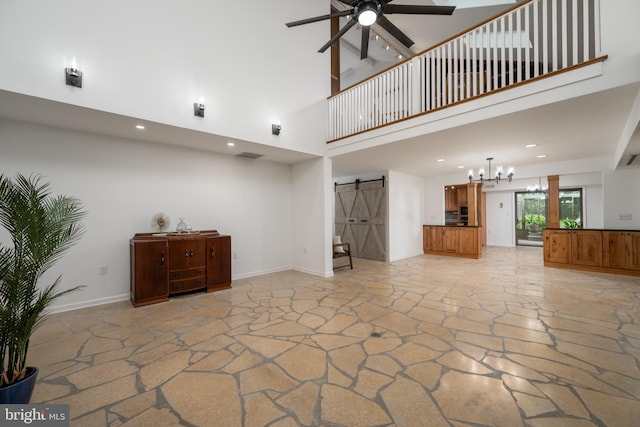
[515, 191, 548, 247]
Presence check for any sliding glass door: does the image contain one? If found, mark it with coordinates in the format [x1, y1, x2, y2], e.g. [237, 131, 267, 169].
[515, 191, 548, 247]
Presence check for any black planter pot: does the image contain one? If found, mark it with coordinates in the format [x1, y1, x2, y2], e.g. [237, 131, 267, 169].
[0, 367, 39, 404]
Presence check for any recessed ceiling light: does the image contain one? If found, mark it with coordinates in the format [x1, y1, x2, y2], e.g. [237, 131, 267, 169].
[457, 165, 465, 169]
[226, 142, 235, 147]
[135, 124, 145, 130]
[525, 144, 537, 148]
[437, 159, 445, 162]
[537, 154, 547, 158]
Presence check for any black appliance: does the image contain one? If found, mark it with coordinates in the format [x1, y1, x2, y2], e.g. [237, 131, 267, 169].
[459, 205, 469, 226]
[445, 211, 458, 225]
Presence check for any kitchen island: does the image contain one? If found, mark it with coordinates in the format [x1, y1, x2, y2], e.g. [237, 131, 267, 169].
[423, 225, 483, 259]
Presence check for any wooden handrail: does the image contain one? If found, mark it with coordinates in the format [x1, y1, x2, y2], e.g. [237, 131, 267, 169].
[326, 55, 607, 144]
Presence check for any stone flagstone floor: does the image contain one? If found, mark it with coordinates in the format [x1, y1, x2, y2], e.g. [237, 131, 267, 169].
[28, 246, 640, 426]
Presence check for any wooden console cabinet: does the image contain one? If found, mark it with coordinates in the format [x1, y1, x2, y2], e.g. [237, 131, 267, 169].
[543, 229, 640, 276]
[130, 230, 231, 307]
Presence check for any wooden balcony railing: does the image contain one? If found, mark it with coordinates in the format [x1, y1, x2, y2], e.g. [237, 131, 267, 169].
[328, 0, 602, 142]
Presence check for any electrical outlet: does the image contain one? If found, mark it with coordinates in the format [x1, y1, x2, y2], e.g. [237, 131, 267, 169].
[233, 252, 238, 260]
[618, 213, 633, 221]
[99, 265, 108, 276]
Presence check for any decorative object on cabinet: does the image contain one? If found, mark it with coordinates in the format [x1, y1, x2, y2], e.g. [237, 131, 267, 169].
[130, 230, 232, 307]
[468, 157, 514, 184]
[150, 212, 171, 232]
[0, 174, 86, 403]
[176, 217, 187, 233]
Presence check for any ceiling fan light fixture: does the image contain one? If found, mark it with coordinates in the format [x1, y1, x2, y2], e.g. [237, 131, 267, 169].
[356, 1, 380, 26]
[358, 9, 377, 26]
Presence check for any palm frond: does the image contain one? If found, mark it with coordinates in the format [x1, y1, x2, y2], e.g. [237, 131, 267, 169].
[0, 173, 86, 387]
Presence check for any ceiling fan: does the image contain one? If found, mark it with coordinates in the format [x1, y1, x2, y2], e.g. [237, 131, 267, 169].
[286, 1, 456, 60]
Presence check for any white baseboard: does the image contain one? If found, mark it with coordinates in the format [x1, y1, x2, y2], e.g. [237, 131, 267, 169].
[292, 266, 334, 278]
[47, 265, 334, 314]
[388, 252, 423, 262]
[232, 266, 291, 280]
[50, 293, 130, 314]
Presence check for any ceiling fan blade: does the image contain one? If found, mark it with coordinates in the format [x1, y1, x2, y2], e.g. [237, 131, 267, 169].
[384, 5, 456, 15]
[319, 19, 357, 53]
[286, 10, 352, 27]
[361, 25, 370, 60]
[376, 15, 414, 48]
[339, 0, 358, 5]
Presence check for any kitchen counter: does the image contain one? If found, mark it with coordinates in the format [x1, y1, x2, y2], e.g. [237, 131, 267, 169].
[543, 228, 640, 276]
[425, 225, 481, 228]
[423, 225, 482, 259]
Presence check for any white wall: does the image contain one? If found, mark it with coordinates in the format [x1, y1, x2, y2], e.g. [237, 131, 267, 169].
[0, 119, 296, 311]
[388, 170, 424, 261]
[584, 185, 603, 229]
[485, 192, 514, 247]
[603, 168, 640, 229]
[0, 0, 329, 155]
[291, 157, 333, 277]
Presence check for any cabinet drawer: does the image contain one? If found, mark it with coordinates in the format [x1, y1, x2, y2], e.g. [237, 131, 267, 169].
[170, 277, 206, 294]
[169, 267, 206, 280]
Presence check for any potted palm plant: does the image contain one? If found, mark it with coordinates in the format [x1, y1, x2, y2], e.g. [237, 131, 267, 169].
[0, 174, 86, 403]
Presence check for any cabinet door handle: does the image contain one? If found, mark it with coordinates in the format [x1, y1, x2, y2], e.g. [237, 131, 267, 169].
[190, 249, 194, 258]
[185, 250, 189, 258]
[210, 247, 215, 259]
[160, 251, 165, 266]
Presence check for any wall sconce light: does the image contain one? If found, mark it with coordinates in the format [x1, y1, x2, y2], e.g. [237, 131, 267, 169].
[193, 98, 205, 117]
[272, 122, 281, 135]
[65, 56, 82, 88]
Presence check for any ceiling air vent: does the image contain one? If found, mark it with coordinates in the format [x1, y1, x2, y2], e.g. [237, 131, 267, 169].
[626, 154, 640, 167]
[235, 152, 264, 160]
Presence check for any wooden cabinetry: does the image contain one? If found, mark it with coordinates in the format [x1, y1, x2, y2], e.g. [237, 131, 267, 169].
[444, 187, 457, 212]
[130, 238, 169, 307]
[424, 226, 444, 252]
[570, 230, 602, 267]
[633, 233, 640, 270]
[458, 227, 480, 255]
[456, 187, 467, 206]
[443, 227, 458, 253]
[130, 230, 231, 307]
[207, 235, 232, 292]
[423, 226, 481, 259]
[543, 229, 639, 276]
[543, 230, 571, 264]
[603, 231, 640, 270]
[168, 236, 206, 294]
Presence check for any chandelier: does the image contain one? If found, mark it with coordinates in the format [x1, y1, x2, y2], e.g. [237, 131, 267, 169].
[468, 157, 514, 184]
